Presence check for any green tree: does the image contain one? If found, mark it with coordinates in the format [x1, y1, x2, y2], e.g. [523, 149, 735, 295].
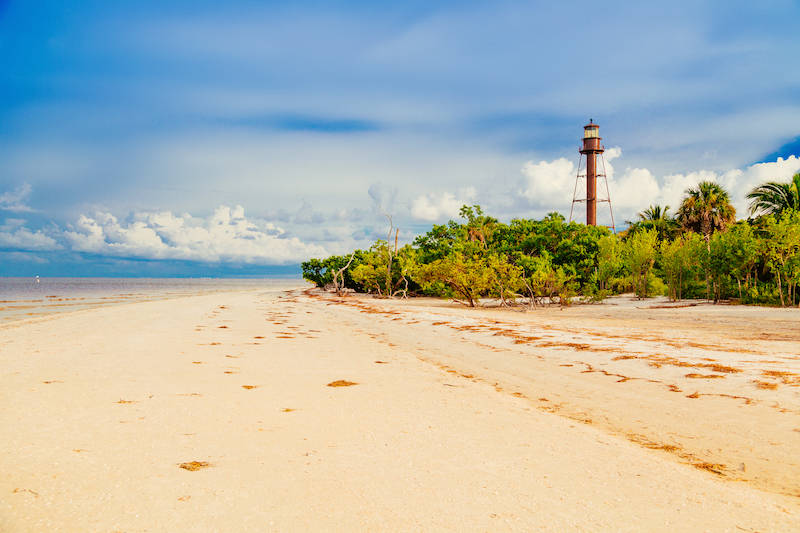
[746, 173, 800, 218]
[515, 252, 574, 308]
[659, 232, 708, 301]
[301, 252, 363, 290]
[623, 229, 658, 298]
[677, 181, 737, 242]
[351, 242, 417, 298]
[301, 257, 329, 287]
[493, 214, 609, 286]
[595, 234, 624, 294]
[788, 242, 800, 307]
[412, 221, 464, 263]
[413, 243, 519, 307]
[351, 241, 392, 296]
[459, 205, 498, 248]
[659, 238, 684, 301]
[492, 254, 524, 306]
[708, 223, 759, 302]
[761, 210, 800, 307]
[626, 205, 680, 242]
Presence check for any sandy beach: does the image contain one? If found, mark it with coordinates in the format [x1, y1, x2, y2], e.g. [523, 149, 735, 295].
[2, 286, 799, 532]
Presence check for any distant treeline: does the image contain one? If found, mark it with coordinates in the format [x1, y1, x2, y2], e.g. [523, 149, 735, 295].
[302, 175, 800, 307]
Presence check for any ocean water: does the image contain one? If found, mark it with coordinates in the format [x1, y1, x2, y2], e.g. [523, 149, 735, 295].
[0, 278, 309, 323]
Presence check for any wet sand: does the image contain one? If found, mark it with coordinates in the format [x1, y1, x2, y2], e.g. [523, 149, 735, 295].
[1, 287, 798, 532]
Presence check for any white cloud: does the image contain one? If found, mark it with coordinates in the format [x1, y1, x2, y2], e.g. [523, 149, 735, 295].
[719, 156, 800, 215]
[652, 157, 800, 218]
[0, 183, 36, 213]
[0, 219, 62, 251]
[62, 205, 326, 264]
[602, 149, 661, 212]
[656, 170, 722, 212]
[515, 152, 800, 224]
[518, 158, 575, 209]
[410, 186, 476, 221]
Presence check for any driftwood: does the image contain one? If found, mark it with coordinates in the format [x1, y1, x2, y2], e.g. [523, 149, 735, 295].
[377, 207, 409, 299]
[331, 249, 357, 296]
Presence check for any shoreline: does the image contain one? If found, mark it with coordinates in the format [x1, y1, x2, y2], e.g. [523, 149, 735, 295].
[2, 288, 798, 531]
[0, 278, 309, 324]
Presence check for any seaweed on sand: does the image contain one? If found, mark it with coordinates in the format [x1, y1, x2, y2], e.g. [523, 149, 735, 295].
[693, 462, 726, 474]
[327, 380, 358, 387]
[752, 380, 778, 390]
[179, 461, 211, 471]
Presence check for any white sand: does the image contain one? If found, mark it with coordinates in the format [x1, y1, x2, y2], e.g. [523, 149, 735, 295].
[1, 287, 799, 532]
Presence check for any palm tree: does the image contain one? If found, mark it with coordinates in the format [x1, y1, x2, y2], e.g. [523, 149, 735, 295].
[460, 205, 498, 248]
[640, 205, 679, 239]
[624, 205, 679, 242]
[746, 172, 800, 217]
[677, 181, 736, 242]
[638, 205, 669, 221]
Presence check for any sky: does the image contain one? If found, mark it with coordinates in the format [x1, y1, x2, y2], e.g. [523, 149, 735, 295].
[1, 0, 800, 277]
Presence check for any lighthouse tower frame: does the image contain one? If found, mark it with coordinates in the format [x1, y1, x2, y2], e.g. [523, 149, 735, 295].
[569, 120, 616, 232]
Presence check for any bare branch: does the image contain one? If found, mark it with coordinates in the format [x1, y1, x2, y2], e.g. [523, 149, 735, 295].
[333, 249, 357, 296]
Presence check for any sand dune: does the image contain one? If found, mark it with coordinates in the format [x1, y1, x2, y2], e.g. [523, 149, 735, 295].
[1, 287, 798, 532]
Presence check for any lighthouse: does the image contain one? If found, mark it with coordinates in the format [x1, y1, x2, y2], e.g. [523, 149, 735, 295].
[581, 120, 603, 226]
[569, 120, 615, 232]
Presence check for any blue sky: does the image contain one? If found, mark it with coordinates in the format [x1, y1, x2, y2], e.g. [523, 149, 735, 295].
[1, 0, 799, 276]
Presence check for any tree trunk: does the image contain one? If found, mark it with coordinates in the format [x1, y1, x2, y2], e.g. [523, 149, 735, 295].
[450, 280, 475, 307]
[522, 279, 536, 310]
[333, 250, 357, 296]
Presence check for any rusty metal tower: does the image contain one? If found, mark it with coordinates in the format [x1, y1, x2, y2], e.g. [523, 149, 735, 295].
[569, 120, 615, 232]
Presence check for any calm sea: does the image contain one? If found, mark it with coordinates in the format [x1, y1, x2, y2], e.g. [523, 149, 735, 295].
[0, 278, 309, 323]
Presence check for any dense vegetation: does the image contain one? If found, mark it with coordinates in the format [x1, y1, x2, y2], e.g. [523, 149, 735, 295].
[302, 174, 800, 307]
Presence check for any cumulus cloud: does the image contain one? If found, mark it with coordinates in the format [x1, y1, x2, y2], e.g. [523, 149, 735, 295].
[0, 219, 62, 251]
[518, 158, 575, 210]
[643, 157, 800, 218]
[517, 147, 661, 216]
[516, 151, 800, 223]
[642, 170, 721, 216]
[62, 205, 326, 264]
[410, 186, 476, 221]
[0, 183, 36, 213]
[601, 149, 661, 213]
[718, 156, 800, 215]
